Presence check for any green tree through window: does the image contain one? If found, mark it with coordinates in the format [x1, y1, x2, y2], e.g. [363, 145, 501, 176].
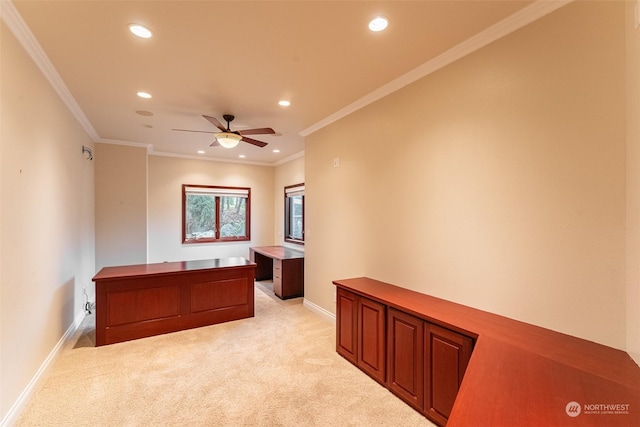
[182, 185, 251, 243]
[284, 183, 304, 245]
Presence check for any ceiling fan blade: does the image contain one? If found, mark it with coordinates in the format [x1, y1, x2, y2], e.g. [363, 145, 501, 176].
[241, 136, 268, 147]
[203, 115, 227, 131]
[209, 139, 220, 147]
[238, 127, 275, 136]
[172, 128, 216, 134]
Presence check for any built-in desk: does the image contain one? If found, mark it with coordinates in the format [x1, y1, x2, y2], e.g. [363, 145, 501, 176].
[92, 258, 255, 346]
[334, 277, 640, 427]
[249, 246, 304, 299]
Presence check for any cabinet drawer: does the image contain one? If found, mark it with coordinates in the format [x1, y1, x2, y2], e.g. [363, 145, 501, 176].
[273, 259, 282, 281]
[273, 277, 282, 297]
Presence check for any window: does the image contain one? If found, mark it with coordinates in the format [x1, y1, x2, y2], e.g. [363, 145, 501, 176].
[182, 185, 250, 243]
[284, 183, 304, 245]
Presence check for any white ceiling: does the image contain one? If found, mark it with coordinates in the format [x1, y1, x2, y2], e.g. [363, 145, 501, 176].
[7, 0, 565, 165]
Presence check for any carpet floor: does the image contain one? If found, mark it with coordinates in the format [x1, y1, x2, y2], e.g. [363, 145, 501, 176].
[15, 281, 434, 426]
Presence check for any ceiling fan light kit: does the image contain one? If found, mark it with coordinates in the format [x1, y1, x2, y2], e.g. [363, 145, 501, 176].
[216, 132, 242, 149]
[173, 114, 275, 150]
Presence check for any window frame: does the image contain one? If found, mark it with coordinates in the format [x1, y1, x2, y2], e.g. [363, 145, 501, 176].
[182, 184, 251, 244]
[284, 183, 305, 245]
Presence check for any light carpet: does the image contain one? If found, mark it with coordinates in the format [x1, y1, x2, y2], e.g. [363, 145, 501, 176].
[16, 281, 434, 426]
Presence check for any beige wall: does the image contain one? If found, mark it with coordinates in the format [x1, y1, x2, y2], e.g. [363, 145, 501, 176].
[147, 155, 274, 263]
[95, 143, 148, 271]
[274, 155, 305, 248]
[626, 0, 640, 364]
[306, 1, 628, 350]
[1, 22, 95, 421]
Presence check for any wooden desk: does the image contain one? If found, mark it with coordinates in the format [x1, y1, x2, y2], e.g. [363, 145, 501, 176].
[334, 277, 640, 427]
[92, 258, 255, 346]
[249, 246, 304, 299]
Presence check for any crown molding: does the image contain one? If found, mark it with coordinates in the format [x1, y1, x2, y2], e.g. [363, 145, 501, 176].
[273, 150, 305, 166]
[98, 138, 301, 166]
[150, 150, 274, 167]
[1, 0, 99, 141]
[97, 138, 153, 153]
[300, 0, 574, 137]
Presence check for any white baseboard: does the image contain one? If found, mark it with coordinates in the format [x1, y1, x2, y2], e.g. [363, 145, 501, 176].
[303, 298, 336, 323]
[0, 311, 86, 427]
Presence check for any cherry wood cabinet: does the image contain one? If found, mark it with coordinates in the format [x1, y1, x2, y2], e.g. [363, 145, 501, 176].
[357, 296, 386, 384]
[336, 288, 386, 384]
[336, 288, 357, 364]
[334, 277, 640, 427]
[425, 323, 473, 425]
[92, 258, 256, 346]
[386, 307, 472, 423]
[336, 285, 472, 425]
[387, 308, 424, 412]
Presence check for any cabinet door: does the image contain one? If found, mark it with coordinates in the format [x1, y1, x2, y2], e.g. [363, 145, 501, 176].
[424, 323, 473, 425]
[357, 297, 386, 384]
[387, 308, 424, 411]
[278, 258, 304, 299]
[336, 288, 357, 364]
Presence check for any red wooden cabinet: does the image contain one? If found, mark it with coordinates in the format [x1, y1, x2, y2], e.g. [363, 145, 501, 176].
[387, 308, 473, 424]
[334, 278, 640, 427]
[336, 288, 387, 385]
[425, 323, 473, 425]
[335, 283, 474, 426]
[336, 288, 358, 364]
[93, 258, 256, 346]
[387, 308, 424, 411]
[357, 296, 386, 384]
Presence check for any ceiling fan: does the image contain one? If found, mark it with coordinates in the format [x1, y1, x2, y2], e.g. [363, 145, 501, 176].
[173, 114, 275, 148]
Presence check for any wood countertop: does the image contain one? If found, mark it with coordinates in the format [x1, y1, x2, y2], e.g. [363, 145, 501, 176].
[93, 257, 255, 281]
[333, 277, 640, 426]
[250, 245, 304, 260]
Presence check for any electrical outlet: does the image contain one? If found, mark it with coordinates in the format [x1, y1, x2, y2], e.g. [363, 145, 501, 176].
[333, 157, 340, 167]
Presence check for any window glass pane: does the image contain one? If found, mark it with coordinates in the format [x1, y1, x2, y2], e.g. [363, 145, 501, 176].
[288, 195, 303, 240]
[186, 194, 216, 240]
[219, 196, 247, 237]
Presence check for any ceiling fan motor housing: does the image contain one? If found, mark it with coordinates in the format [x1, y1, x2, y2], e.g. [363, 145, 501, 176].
[223, 114, 235, 129]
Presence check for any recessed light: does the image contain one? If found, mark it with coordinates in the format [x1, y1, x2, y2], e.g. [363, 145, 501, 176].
[368, 16, 388, 32]
[239, 154, 246, 158]
[136, 110, 154, 116]
[197, 150, 205, 154]
[273, 149, 280, 153]
[129, 24, 153, 39]
[137, 91, 152, 99]
[278, 100, 291, 107]
[141, 124, 153, 128]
